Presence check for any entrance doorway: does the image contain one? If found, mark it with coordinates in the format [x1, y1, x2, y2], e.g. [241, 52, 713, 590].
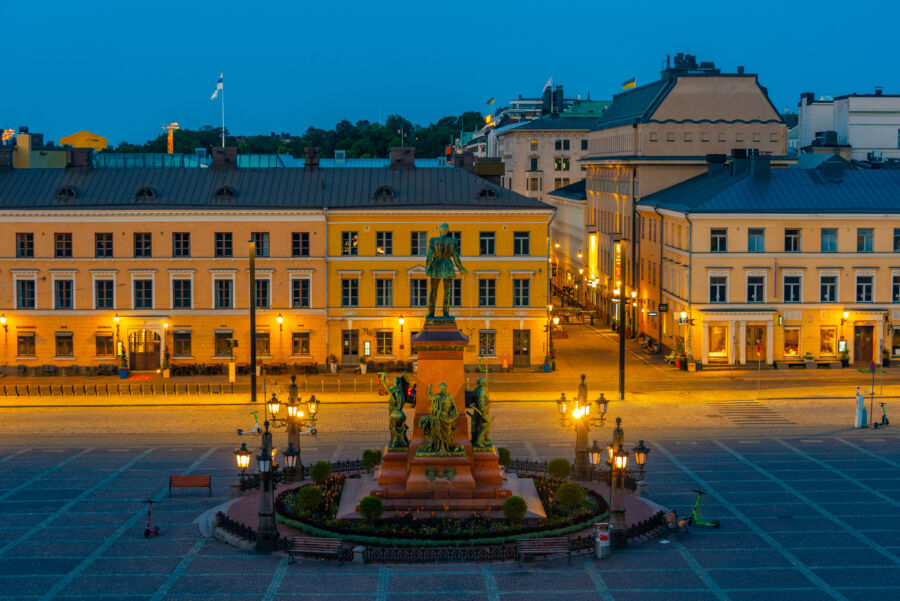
[512, 329, 530, 367]
[854, 325, 874, 364]
[746, 326, 766, 362]
[342, 329, 359, 366]
[128, 330, 161, 371]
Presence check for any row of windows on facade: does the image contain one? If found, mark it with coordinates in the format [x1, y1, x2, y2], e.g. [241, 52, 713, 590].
[14, 328, 506, 359]
[13, 276, 532, 310]
[14, 232, 311, 259]
[340, 230, 532, 257]
[528, 158, 572, 171]
[706, 227, 900, 253]
[529, 139, 589, 152]
[14, 278, 309, 310]
[526, 177, 576, 192]
[647, 131, 780, 144]
[14, 330, 313, 359]
[702, 273, 900, 304]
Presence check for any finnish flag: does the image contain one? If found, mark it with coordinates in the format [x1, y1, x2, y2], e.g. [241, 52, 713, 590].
[210, 73, 223, 100]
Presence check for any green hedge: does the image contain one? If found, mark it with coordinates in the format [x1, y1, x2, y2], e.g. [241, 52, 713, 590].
[275, 510, 609, 548]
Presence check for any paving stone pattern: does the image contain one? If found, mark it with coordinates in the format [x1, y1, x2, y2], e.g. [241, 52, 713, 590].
[1, 436, 899, 600]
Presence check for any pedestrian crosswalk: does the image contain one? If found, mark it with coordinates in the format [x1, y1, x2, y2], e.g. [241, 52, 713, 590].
[706, 400, 794, 426]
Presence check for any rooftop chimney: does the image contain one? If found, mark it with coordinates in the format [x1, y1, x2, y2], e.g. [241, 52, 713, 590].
[30, 133, 44, 147]
[730, 148, 749, 175]
[211, 147, 238, 170]
[390, 147, 415, 169]
[0, 147, 13, 171]
[749, 150, 771, 181]
[737, 65, 745, 75]
[706, 153, 727, 176]
[304, 147, 319, 170]
[65, 148, 93, 172]
[875, 86, 884, 96]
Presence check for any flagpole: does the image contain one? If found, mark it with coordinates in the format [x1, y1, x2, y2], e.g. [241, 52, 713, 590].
[221, 73, 225, 148]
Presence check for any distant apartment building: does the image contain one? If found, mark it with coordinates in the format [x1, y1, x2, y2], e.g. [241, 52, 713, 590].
[798, 89, 900, 161]
[637, 155, 900, 367]
[579, 53, 789, 323]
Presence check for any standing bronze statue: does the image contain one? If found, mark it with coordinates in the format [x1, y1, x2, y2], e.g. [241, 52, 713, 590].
[576, 374, 588, 408]
[418, 382, 461, 454]
[425, 223, 467, 318]
[380, 373, 409, 449]
[469, 377, 493, 449]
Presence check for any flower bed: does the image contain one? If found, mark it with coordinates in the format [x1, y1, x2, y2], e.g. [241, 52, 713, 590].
[275, 475, 609, 547]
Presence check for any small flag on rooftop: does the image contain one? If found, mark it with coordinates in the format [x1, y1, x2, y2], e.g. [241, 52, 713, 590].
[210, 73, 223, 100]
[621, 77, 636, 90]
[485, 97, 495, 105]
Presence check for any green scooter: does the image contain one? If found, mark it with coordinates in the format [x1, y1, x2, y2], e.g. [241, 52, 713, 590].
[690, 489, 720, 528]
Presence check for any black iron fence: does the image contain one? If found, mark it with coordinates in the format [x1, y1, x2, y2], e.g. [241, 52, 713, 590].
[507, 459, 548, 474]
[626, 510, 665, 540]
[0, 382, 236, 398]
[239, 459, 364, 492]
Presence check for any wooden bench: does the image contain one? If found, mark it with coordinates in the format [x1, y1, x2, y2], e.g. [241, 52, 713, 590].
[288, 536, 343, 565]
[664, 351, 677, 365]
[663, 509, 691, 535]
[169, 475, 211, 497]
[516, 537, 571, 566]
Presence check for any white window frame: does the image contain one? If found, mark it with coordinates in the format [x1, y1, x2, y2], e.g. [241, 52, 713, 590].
[819, 270, 840, 303]
[289, 271, 313, 310]
[211, 270, 237, 309]
[708, 272, 729, 304]
[130, 270, 156, 310]
[12, 270, 39, 310]
[855, 270, 876, 303]
[169, 270, 195, 310]
[90, 271, 117, 310]
[252, 272, 273, 309]
[746, 271, 767, 303]
[782, 271, 803, 304]
[50, 271, 77, 310]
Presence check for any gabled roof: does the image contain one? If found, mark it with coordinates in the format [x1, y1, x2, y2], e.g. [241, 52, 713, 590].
[546, 179, 586, 202]
[637, 166, 900, 214]
[0, 167, 553, 211]
[591, 80, 674, 131]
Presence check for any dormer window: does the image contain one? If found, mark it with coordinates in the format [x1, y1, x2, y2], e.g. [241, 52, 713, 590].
[478, 187, 497, 200]
[374, 185, 394, 201]
[56, 186, 77, 202]
[135, 187, 156, 202]
[215, 186, 236, 202]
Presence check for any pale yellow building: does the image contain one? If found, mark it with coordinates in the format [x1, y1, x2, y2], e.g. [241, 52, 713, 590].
[580, 53, 790, 319]
[0, 147, 554, 374]
[637, 155, 900, 366]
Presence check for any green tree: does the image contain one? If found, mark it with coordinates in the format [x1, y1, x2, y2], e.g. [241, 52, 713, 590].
[548, 458, 572, 481]
[502, 496, 527, 524]
[358, 495, 384, 524]
[296, 486, 322, 512]
[556, 482, 586, 513]
[310, 460, 332, 485]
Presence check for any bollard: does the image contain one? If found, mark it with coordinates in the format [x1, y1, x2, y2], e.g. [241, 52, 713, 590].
[354, 378, 357, 393]
[353, 545, 366, 563]
[594, 523, 611, 559]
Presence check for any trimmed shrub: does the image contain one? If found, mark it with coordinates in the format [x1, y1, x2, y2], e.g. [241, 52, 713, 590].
[362, 449, 382, 473]
[310, 461, 332, 484]
[497, 447, 511, 468]
[547, 458, 571, 481]
[296, 486, 322, 512]
[358, 495, 384, 523]
[502, 495, 527, 524]
[557, 482, 586, 512]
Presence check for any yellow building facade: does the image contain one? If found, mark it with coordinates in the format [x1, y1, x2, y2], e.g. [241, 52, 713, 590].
[0, 148, 553, 373]
[637, 156, 900, 366]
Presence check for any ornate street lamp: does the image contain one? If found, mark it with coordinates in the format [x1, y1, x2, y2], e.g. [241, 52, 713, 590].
[276, 313, 284, 332]
[556, 393, 570, 427]
[589, 440, 604, 467]
[306, 395, 319, 435]
[267, 393, 281, 416]
[234, 443, 251, 488]
[633, 440, 650, 478]
[591, 393, 609, 428]
[283, 443, 299, 481]
[398, 314, 405, 333]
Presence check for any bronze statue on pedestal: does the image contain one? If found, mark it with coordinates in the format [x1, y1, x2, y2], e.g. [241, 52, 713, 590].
[469, 377, 493, 449]
[425, 223, 467, 318]
[418, 382, 461, 454]
[381, 373, 409, 449]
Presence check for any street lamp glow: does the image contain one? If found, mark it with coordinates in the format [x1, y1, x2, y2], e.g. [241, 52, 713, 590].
[842, 311, 850, 320]
[572, 407, 584, 419]
[589, 440, 603, 466]
[613, 288, 620, 296]
[633, 440, 650, 469]
[631, 291, 637, 299]
[234, 443, 251, 471]
[306, 395, 319, 416]
[553, 317, 559, 325]
[287, 401, 299, 418]
[113, 313, 120, 323]
[680, 311, 687, 321]
[613, 445, 628, 471]
[163, 322, 169, 329]
[267, 393, 281, 415]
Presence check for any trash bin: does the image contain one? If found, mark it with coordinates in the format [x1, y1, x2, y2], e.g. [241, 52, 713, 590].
[594, 523, 610, 559]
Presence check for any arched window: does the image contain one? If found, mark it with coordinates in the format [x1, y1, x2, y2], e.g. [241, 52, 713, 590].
[135, 187, 156, 202]
[55, 186, 77, 202]
[478, 187, 497, 200]
[215, 186, 236, 202]
[373, 185, 394, 201]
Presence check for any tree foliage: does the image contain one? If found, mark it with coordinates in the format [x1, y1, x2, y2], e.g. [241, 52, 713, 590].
[547, 458, 572, 481]
[358, 495, 384, 524]
[296, 486, 323, 512]
[310, 461, 332, 485]
[502, 495, 528, 524]
[114, 112, 483, 159]
[556, 482, 586, 512]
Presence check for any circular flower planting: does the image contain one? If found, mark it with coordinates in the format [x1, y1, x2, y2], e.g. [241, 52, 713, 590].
[275, 475, 608, 547]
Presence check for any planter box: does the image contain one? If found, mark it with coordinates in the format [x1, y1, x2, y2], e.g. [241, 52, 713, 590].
[119, 368, 128, 379]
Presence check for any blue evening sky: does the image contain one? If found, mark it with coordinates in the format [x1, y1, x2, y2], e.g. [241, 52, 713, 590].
[4, 0, 896, 145]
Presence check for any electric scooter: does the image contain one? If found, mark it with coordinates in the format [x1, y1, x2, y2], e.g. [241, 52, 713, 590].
[873, 403, 890, 429]
[143, 500, 159, 538]
[690, 489, 720, 528]
[237, 411, 262, 436]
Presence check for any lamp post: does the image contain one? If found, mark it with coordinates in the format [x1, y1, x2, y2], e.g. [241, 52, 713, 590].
[546, 304, 553, 356]
[609, 443, 628, 549]
[277, 313, 284, 333]
[234, 443, 251, 489]
[286, 375, 303, 481]
[559, 390, 608, 481]
[255, 413, 278, 553]
[630, 291, 637, 338]
[250, 240, 257, 403]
